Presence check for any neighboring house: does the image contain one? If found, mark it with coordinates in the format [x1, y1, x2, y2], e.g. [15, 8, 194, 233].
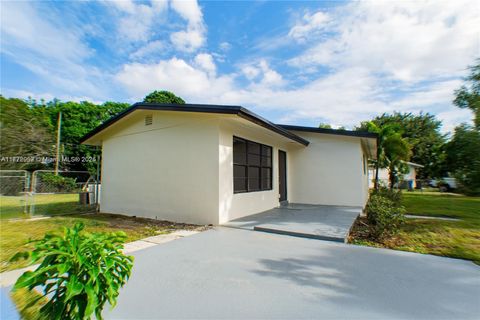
[81, 103, 377, 225]
[368, 161, 424, 189]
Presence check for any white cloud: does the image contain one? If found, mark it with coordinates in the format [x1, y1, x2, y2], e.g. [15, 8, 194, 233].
[391, 80, 462, 111]
[237, 67, 386, 126]
[240, 60, 285, 87]
[105, 0, 206, 52]
[194, 53, 216, 76]
[115, 57, 234, 100]
[219, 42, 232, 51]
[107, 1, 480, 133]
[169, 0, 203, 26]
[169, 0, 206, 52]
[107, 0, 168, 42]
[115, 57, 379, 126]
[116, 52, 472, 133]
[436, 109, 473, 134]
[108, 0, 136, 14]
[288, 11, 330, 42]
[288, 0, 480, 83]
[0, 1, 108, 98]
[257, 60, 284, 87]
[130, 40, 165, 60]
[241, 65, 261, 81]
[275, 0, 479, 132]
[170, 29, 205, 52]
[0, 2, 90, 64]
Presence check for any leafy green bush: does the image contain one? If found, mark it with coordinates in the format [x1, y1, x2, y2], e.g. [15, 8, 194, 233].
[12, 223, 134, 319]
[40, 173, 78, 193]
[366, 193, 405, 240]
[372, 187, 402, 205]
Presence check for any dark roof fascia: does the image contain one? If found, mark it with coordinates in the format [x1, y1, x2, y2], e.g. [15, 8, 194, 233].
[80, 103, 310, 146]
[277, 124, 378, 139]
[235, 107, 309, 146]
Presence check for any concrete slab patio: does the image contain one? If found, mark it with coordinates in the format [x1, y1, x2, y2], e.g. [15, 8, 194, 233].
[106, 227, 480, 319]
[224, 204, 361, 242]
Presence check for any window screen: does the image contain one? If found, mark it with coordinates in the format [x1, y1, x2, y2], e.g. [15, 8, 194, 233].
[233, 137, 272, 193]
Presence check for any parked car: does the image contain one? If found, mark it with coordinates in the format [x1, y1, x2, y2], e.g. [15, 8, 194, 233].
[429, 178, 457, 192]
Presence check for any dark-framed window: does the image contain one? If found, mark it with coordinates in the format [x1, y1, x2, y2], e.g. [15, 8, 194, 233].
[233, 136, 272, 193]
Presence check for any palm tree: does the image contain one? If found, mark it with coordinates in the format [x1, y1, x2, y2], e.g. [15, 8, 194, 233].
[383, 132, 411, 189]
[363, 122, 411, 189]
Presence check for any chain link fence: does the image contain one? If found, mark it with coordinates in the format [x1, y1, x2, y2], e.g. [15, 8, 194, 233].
[0, 170, 100, 220]
[0, 170, 30, 196]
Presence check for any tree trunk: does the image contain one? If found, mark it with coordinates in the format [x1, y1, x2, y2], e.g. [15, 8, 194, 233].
[389, 167, 396, 190]
[374, 143, 381, 190]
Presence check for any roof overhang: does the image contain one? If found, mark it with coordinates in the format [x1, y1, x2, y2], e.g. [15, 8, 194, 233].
[278, 124, 378, 159]
[277, 124, 379, 139]
[361, 137, 378, 160]
[80, 103, 310, 146]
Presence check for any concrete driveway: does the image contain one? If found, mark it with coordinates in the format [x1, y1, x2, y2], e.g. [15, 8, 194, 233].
[107, 227, 480, 319]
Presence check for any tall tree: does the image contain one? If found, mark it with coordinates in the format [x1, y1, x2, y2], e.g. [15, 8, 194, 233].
[143, 90, 185, 104]
[42, 101, 129, 172]
[22, 99, 129, 172]
[454, 60, 480, 129]
[446, 125, 480, 195]
[0, 96, 54, 170]
[359, 112, 445, 179]
[448, 60, 480, 195]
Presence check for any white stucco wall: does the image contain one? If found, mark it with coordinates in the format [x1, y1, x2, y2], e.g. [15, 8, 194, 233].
[218, 120, 299, 224]
[287, 131, 367, 207]
[100, 111, 220, 225]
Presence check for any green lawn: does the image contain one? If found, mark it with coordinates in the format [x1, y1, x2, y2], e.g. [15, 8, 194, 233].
[0, 194, 94, 220]
[0, 213, 200, 272]
[350, 192, 480, 264]
[402, 192, 480, 219]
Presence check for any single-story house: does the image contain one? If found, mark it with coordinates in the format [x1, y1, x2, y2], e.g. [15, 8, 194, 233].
[81, 103, 377, 225]
[368, 161, 424, 189]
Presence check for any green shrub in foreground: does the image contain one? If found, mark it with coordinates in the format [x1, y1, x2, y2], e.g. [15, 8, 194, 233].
[372, 187, 402, 205]
[366, 193, 406, 240]
[11, 223, 134, 320]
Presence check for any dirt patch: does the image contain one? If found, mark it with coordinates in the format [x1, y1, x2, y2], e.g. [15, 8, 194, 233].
[88, 213, 209, 231]
[348, 216, 404, 248]
[348, 216, 370, 241]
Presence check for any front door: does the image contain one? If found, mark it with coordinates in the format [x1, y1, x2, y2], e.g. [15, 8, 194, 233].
[279, 150, 287, 202]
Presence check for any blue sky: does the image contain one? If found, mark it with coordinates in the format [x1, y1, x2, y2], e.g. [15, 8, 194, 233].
[1, 0, 478, 133]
